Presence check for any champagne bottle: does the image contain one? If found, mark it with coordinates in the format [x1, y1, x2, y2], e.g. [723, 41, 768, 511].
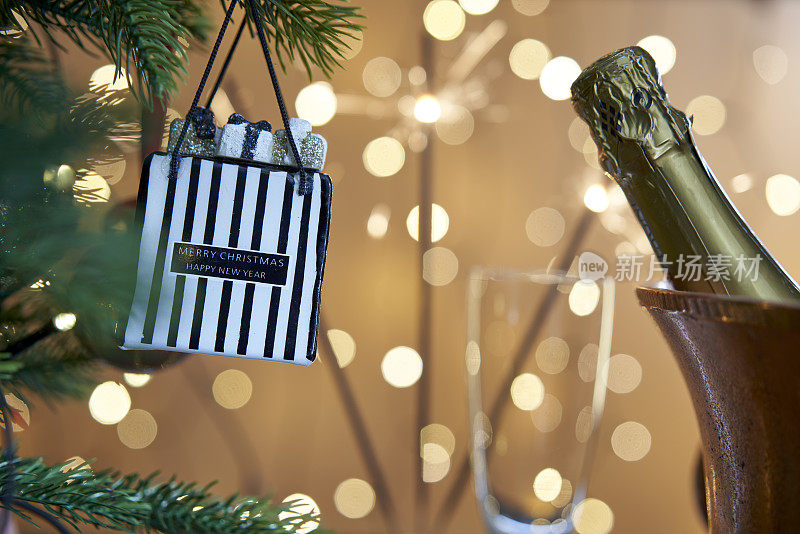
[571, 46, 800, 303]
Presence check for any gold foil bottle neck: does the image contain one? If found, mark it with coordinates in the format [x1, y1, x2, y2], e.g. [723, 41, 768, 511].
[570, 46, 692, 183]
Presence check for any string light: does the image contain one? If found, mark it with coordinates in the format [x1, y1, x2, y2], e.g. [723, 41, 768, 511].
[686, 95, 726, 135]
[423, 1, 466, 41]
[334, 479, 375, 518]
[611, 421, 652, 461]
[539, 56, 581, 101]
[53, 312, 77, 331]
[458, 0, 498, 15]
[422, 247, 459, 286]
[636, 35, 676, 74]
[327, 329, 356, 368]
[766, 174, 800, 216]
[510, 373, 545, 411]
[279, 494, 320, 534]
[295, 82, 337, 126]
[363, 137, 405, 177]
[381, 347, 423, 388]
[414, 94, 442, 123]
[212, 369, 253, 409]
[117, 409, 157, 449]
[88, 382, 131, 425]
[509, 39, 551, 80]
[533, 468, 563, 502]
[406, 204, 450, 242]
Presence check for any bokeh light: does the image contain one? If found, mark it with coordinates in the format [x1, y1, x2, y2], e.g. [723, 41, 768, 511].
[531, 393, 562, 433]
[540, 56, 581, 101]
[636, 35, 676, 74]
[611, 421, 652, 461]
[525, 207, 565, 247]
[423, 247, 459, 286]
[295, 82, 337, 126]
[421, 423, 456, 456]
[535, 336, 570, 374]
[583, 184, 609, 213]
[572, 498, 614, 534]
[363, 137, 406, 177]
[362, 57, 402, 97]
[89, 64, 129, 92]
[753, 45, 788, 85]
[533, 468, 563, 502]
[435, 105, 474, 145]
[423, 1, 466, 41]
[421, 442, 451, 482]
[73, 170, 111, 204]
[89, 382, 131, 425]
[686, 95, 726, 135]
[381, 346, 423, 388]
[512, 0, 549, 16]
[607, 354, 642, 394]
[731, 173, 753, 194]
[510, 373, 545, 411]
[552, 479, 573, 508]
[212, 369, 253, 410]
[407, 203, 450, 242]
[569, 280, 600, 316]
[509, 39, 551, 80]
[459, 0, 498, 15]
[334, 479, 375, 519]
[339, 29, 364, 60]
[123, 373, 151, 388]
[414, 94, 442, 123]
[279, 494, 320, 534]
[53, 312, 76, 331]
[367, 203, 391, 239]
[568, 117, 591, 152]
[327, 329, 356, 368]
[766, 174, 800, 216]
[117, 409, 157, 449]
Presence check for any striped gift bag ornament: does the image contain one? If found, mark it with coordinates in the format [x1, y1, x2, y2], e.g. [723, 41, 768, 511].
[122, 154, 331, 365]
[123, 0, 334, 365]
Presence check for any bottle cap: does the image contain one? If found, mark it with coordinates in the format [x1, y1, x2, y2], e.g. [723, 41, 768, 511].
[570, 46, 693, 182]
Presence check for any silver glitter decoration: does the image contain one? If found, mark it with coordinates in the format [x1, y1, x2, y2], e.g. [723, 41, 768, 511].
[167, 119, 217, 157]
[271, 129, 326, 170]
[271, 129, 290, 164]
[300, 134, 326, 170]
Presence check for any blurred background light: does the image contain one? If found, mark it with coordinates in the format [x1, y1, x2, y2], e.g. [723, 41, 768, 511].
[423, 1, 466, 41]
[123, 373, 151, 388]
[53, 312, 76, 331]
[531, 393, 563, 433]
[422, 246, 459, 286]
[509, 38, 551, 80]
[766, 173, 800, 216]
[511, 0, 550, 16]
[584, 184, 610, 213]
[568, 280, 600, 316]
[525, 207, 565, 247]
[117, 409, 157, 449]
[636, 35, 676, 74]
[381, 346, 423, 388]
[212, 369, 253, 410]
[533, 467, 563, 502]
[539, 56, 581, 101]
[279, 494, 320, 534]
[406, 203, 450, 242]
[753, 45, 788, 85]
[89, 382, 130, 425]
[295, 82, 337, 126]
[686, 95, 726, 135]
[327, 329, 356, 368]
[414, 94, 442, 123]
[607, 354, 643, 394]
[611, 421, 652, 461]
[535, 336, 570, 374]
[363, 137, 406, 177]
[435, 105, 474, 145]
[572, 498, 614, 534]
[510, 373, 545, 411]
[366, 203, 391, 238]
[334, 478, 376, 519]
[458, 0, 499, 15]
[362, 57, 402, 97]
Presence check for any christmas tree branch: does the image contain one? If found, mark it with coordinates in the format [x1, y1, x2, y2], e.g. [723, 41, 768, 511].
[0, 457, 328, 533]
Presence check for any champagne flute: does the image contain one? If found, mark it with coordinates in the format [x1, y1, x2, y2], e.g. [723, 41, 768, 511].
[466, 268, 615, 533]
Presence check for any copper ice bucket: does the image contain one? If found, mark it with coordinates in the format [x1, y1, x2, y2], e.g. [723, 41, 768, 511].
[636, 287, 800, 533]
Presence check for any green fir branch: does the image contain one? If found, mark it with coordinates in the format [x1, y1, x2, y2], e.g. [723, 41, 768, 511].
[0, 40, 67, 117]
[0, 457, 328, 533]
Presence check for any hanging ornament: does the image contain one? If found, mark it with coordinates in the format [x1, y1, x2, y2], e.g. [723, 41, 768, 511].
[121, 1, 332, 366]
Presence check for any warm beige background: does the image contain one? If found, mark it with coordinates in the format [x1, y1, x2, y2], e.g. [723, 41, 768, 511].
[18, 1, 800, 532]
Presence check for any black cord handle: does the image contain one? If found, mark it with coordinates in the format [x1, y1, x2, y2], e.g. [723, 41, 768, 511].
[169, 0, 311, 194]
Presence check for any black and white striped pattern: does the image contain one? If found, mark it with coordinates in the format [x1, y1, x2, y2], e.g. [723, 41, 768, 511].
[123, 154, 331, 365]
